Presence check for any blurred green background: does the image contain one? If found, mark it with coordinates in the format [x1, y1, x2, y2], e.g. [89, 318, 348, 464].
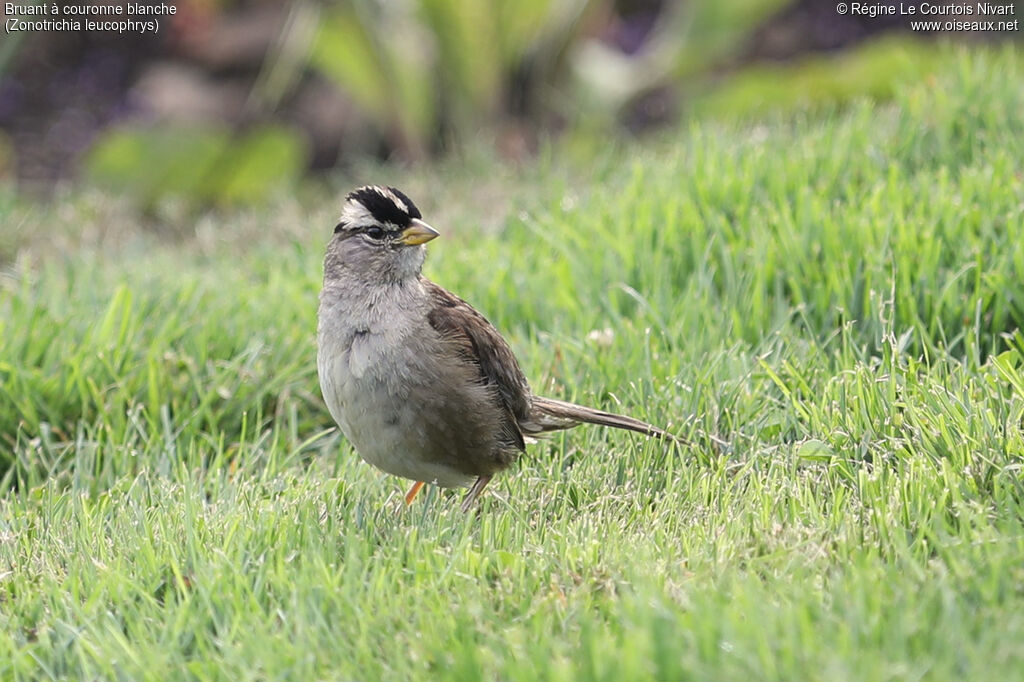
[0, 0, 1019, 209]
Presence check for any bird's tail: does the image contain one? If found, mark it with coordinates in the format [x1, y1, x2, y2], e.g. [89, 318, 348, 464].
[526, 396, 678, 442]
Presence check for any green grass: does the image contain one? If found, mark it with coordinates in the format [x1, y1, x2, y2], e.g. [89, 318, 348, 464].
[2, 48, 1024, 679]
[693, 37, 1024, 120]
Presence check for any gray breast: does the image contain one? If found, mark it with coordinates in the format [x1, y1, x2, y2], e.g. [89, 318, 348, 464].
[317, 288, 501, 487]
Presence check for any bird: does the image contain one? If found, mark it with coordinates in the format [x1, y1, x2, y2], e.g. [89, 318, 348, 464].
[317, 185, 678, 511]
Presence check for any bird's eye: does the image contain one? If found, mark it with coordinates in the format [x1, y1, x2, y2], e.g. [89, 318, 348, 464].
[365, 226, 386, 239]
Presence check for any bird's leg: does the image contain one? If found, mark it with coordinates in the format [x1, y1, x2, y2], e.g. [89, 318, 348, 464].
[404, 481, 425, 505]
[460, 475, 493, 512]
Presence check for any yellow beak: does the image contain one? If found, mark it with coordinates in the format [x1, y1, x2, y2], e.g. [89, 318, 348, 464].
[397, 218, 440, 245]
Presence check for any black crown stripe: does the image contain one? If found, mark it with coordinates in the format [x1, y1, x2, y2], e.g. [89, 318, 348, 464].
[346, 186, 422, 227]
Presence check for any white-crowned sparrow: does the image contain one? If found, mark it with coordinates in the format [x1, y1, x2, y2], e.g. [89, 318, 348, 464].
[317, 185, 676, 510]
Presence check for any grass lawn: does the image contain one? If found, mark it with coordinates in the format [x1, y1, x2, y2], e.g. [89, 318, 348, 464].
[2, 48, 1023, 679]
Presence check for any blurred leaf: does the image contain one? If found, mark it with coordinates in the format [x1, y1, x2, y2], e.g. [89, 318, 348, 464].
[693, 38, 975, 119]
[388, 35, 436, 154]
[0, 31, 25, 79]
[312, 3, 436, 157]
[419, 0, 502, 112]
[675, 0, 789, 76]
[0, 131, 14, 179]
[311, 5, 390, 121]
[214, 126, 307, 204]
[83, 125, 230, 206]
[83, 125, 305, 208]
[494, 0, 558, 66]
[308, 0, 601, 154]
[248, 1, 323, 114]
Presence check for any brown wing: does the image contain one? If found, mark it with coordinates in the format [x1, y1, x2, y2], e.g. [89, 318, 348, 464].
[422, 278, 530, 452]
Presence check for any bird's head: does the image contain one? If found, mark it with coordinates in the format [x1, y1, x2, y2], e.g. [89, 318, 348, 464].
[326, 185, 439, 284]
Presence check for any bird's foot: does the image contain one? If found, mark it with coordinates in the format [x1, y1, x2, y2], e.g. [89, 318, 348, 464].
[460, 475, 493, 512]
